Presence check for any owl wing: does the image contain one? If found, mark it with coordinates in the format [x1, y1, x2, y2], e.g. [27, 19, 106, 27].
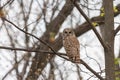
[69, 36, 80, 63]
[63, 36, 80, 63]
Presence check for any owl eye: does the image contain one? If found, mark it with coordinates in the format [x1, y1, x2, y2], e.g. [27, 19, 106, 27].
[69, 31, 72, 34]
[64, 31, 67, 34]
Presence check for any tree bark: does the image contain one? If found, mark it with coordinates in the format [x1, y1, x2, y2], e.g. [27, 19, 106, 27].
[103, 0, 115, 80]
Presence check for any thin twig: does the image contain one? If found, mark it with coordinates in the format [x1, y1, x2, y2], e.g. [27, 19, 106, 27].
[0, 46, 66, 56]
[2, 55, 25, 80]
[81, 60, 104, 80]
[0, 0, 14, 9]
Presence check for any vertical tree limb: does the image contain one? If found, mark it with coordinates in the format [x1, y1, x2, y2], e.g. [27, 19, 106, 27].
[103, 0, 115, 80]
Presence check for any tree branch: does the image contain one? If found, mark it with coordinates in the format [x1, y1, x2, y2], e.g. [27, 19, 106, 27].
[70, 0, 107, 49]
[114, 25, 120, 35]
[81, 60, 104, 80]
[0, 46, 104, 80]
[0, 46, 66, 56]
[2, 18, 59, 56]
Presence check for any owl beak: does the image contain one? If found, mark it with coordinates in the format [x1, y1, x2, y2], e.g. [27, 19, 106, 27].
[67, 34, 69, 36]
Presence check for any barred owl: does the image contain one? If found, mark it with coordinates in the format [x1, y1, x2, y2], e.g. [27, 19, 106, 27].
[62, 28, 80, 63]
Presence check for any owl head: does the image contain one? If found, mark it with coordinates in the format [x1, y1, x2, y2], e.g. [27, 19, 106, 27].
[62, 28, 75, 39]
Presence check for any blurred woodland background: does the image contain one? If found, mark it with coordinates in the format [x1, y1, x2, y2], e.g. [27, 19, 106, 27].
[0, 0, 120, 80]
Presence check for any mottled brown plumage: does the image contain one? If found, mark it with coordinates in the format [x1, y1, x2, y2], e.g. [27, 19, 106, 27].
[62, 28, 80, 63]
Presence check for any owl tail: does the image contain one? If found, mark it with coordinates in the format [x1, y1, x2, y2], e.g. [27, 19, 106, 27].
[74, 57, 80, 63]
[71, 56, 80, 64]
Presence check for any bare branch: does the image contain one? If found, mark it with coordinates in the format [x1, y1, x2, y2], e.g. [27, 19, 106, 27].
[2, 55, 25, 80]
[114, 25, 120, 35]
[0, 45, 104, 80]
[0, 0, 14, 9]
[0, 46, 66, 56]
[70, 0, 107, 49]
[2, 18, 60, 56]
[80, 60, 104, 80]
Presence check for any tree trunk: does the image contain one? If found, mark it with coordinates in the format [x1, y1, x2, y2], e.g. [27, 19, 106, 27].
[103, 0, 115, 80]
